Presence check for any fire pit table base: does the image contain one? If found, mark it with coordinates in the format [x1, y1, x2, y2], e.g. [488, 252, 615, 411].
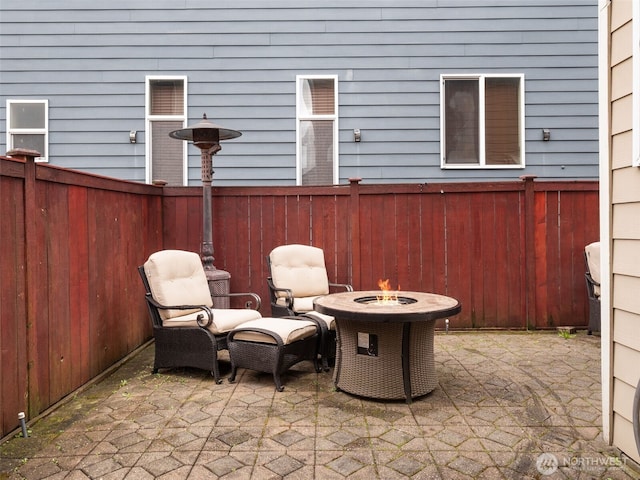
[333, 319, 436, 401]
[314, 290, 461, 403]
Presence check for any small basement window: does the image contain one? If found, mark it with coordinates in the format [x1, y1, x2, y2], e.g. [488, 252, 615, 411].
[6, 99, 48, 161]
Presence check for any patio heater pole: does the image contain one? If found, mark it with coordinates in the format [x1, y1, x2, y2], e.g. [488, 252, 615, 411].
[199, 141, 219, 275]
[169, 114, 242, 305]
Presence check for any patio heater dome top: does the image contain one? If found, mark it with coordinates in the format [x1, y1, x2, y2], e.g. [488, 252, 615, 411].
[169, 113, 242, 147]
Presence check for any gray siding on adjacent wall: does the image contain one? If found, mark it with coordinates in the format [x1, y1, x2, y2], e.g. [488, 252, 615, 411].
[0, 0, 598, 186]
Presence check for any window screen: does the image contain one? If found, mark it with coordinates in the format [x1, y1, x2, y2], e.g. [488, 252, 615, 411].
[6, 100, 48, 161]
[297, 76, 338, 185]
[146, 77, 186, 185]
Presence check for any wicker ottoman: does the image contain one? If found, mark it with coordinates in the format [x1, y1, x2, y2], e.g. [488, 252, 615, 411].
[227, 317, 320, 391]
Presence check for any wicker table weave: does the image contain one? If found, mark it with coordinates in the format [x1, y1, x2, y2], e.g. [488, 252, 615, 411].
[314, 291, 461, 402]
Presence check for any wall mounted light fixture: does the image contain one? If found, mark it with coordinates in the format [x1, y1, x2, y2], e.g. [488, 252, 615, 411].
[542, 128, 551, 141]
[354, 129, 361, 142]
[129, 130, 137, 143]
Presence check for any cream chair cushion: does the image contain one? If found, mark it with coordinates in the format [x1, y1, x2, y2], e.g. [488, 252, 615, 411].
[231, 318, 317, 345]
[273, 299, 336, 328]
[303, 311, 336, 330]
[144, 250, 261, 333]
[585, 242, 601, 297]
[274, 295, 319, 313]
[269, 244, 330, 298]
[164, 309, 262, 335]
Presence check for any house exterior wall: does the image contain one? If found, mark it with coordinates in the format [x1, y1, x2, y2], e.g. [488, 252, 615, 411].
[600, 0, 640, 465]
[0, 1, 598, 186]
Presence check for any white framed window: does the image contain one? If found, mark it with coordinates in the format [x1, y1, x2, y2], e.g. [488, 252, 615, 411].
[6, 99, 48, 162]
[296, 75, 339, 185]
[145, 76, 187, 185]
[440, 74, 525, 168]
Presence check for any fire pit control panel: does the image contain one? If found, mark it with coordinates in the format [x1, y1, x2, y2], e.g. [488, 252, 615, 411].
[357, 332, 378, 356]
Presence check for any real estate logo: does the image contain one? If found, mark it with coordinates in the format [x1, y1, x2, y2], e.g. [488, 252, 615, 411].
[536, 453, 559, 475]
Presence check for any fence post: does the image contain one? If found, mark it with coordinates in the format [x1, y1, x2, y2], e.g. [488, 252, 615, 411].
[520, 175, 538, 329]
[349, 178, 362, 289]
[7, 149, 40, 418]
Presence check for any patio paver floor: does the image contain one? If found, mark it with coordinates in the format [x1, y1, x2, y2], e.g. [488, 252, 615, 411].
[1, 331, 639, 479]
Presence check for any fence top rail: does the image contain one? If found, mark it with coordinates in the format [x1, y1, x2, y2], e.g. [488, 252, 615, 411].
[1, 156, 160, 196]
[211, 179, 597, 197]
[0, 156, 26, 179]
[3, 155, 598, 197]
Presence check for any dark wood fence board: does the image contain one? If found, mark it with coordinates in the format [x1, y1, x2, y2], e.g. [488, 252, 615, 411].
[0, 176, 28, 435]
[444, 193, 474, 328]
[334, 195, 351, 286]
[297, 195, 313, 246]
[223, 195, 250, 294]
[68, 186, 91, 389]
[282, 194, 302, 244]
[89, 189, 111, 374]
[161, 195, 177, 250]
[186, 195, 202, 253]
[381, 193, 400, 290]
[140, 195, 163, 262]
[263, 194, 282, 248]
[46, 181, 73, 404]
[533, 190, 549, 328]
[559, 192, 579, 324]
[393, 193, 410, 292]
[501, 192, 525, 328]
[548, 190, 564, 327]
[477, 192, 497, 328]
[31, 182, 52, 413]
[417, 192, 444, 295]
[469, 192, 487, 327]
[359, 192, 380, 290]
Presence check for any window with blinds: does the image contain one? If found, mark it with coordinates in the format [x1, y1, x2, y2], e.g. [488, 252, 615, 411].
[146, 76, 187, 185]
[441, 74, 524, 168]
[296, 76, 338, 185]
[150, 79, 184, 116]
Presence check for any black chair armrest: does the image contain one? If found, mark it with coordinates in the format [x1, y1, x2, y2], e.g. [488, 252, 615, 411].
[267, 277, 295, 309]
[145, 294, 214, 328]
[210, 292, 262, 310]
[585, 272, 600, 288]
[584, 272, 600, 300]
[329, 282, 354, 292]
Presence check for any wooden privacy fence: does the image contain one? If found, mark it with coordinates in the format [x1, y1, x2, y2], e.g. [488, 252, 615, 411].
[164, 176, 598, 331]
[0, 151, 598, 439]
[1, 152, 162, 440]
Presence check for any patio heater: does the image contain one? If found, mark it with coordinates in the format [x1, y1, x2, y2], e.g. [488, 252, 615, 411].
[169, 114, 242, 305]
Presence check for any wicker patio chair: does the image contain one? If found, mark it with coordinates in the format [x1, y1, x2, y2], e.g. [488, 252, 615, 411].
[266, 244, 353, 371]
[584, 241, 601, 335]
[138, 249, 262, 383]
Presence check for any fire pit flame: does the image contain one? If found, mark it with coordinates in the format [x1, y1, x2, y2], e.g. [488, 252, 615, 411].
[376, 278, 400, 305]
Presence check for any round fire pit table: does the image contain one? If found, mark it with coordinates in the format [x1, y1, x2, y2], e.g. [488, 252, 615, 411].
[314, 291, 461, 402]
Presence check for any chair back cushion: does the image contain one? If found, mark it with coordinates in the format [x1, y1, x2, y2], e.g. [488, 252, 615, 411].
[269, 244, 330, 298]
[585, 242, 601, 296]
[143, 250, 213, 321]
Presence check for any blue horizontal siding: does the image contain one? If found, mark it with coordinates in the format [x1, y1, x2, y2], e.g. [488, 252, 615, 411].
[0, 0, 598, 185]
